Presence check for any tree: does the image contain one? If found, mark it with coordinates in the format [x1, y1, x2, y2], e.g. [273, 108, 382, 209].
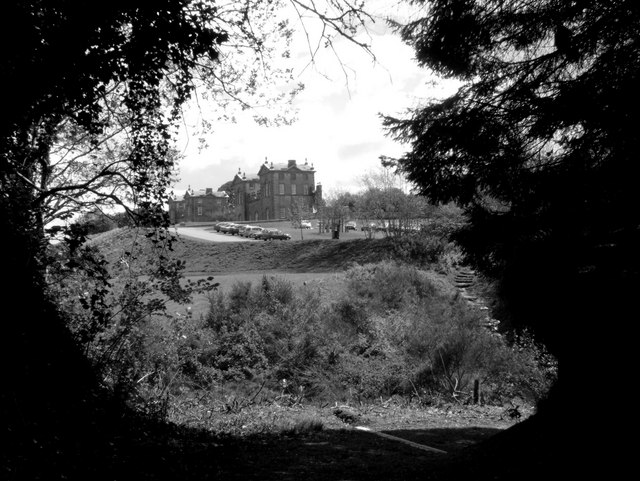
[384, 0, 638, 469]
[357, 163, 431, 236]
[0, 0, 374, 473]
[1, 1, 232, 461]
[289, 197, 312, 240]
[319, 190, 357, 235]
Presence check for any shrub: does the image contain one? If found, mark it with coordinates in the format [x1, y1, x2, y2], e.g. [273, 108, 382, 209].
[385, 234, 446, 265]
[479, 329, 558, 405]
[342, 261, 448, 314]
[334, 349, 409, 402]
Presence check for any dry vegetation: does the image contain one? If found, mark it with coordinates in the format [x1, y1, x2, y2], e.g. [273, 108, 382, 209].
[54, 226, 559, 480]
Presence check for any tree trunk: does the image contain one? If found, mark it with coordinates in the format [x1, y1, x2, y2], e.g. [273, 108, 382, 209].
[1, 185, 109, 474]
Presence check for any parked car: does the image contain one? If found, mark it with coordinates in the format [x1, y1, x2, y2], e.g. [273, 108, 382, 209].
[214, 221, 229, 232]
[345, 221, 357, 231]
[237, 225, 253, 237]
[244, 225, 260, 237]
[259, 228, 291, 240]
[361, 222, 378, 232]
[246, 226, 264, 238]
[220, 223, 238, 235]
[254, 228, 274, 240]
[292, 219, 312, 229]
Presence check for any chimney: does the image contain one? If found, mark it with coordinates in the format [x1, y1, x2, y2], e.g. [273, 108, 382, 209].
[288, 159, 296, 168]
[205, 187, 212, 195]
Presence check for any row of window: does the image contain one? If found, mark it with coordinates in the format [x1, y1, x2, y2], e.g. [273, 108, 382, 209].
[279, 173, 308, 181]
[178, 199, 224, 207]
[246, 173, 309, 189]
[279, 183, 309, 195]
[190, 207, 294, 220]
[239, 183, 311, 199]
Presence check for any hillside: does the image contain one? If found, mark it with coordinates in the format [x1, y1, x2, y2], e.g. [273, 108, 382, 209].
[76, 227, 565, 481]
[89, 227, 448, 275]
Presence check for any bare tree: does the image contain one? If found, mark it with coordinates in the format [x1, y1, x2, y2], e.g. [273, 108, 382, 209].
[289, 196, 312, 239]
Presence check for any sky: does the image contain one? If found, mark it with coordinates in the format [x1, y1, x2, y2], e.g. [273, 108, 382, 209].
[172, 2, 460, 198]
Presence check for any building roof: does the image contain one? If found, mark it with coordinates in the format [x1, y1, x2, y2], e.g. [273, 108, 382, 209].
[231, 168, 260, 184]
[258, 159, 315, 174]
[173, 188, 228, 201]
[232, 174, 260, 183]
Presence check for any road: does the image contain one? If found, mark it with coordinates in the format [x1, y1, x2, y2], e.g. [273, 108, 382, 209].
[173, 226, 253, 243]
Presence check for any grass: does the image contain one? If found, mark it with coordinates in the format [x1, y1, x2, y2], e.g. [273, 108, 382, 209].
[90, 226, 451, 319]
[68, 227, 566, 481]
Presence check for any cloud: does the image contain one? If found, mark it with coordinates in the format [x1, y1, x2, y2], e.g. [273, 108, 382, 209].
[337, 140, 386, 159]
[172, 4, 459, 195]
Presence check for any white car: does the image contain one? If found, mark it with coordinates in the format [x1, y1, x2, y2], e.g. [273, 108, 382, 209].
[246, 226, 264, 238]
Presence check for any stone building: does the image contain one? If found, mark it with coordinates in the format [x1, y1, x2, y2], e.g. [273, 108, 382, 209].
[168, 158, 322, 223]
[168, 187, 229, 224]
[232, 158, 321, 221]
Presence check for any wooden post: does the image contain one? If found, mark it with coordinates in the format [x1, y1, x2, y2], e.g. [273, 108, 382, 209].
[473, 379, 480, 404]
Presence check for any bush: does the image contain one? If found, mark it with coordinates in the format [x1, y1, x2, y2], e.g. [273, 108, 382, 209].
[334, 349, 409, 402]
[51, 227, 557, 421]
[386, 234, 446, 265]
[342, 261, 449, 314]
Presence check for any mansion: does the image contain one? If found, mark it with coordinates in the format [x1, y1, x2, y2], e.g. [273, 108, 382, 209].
[168, 158, 322, 224]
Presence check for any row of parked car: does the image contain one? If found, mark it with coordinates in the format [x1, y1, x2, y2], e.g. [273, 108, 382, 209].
[212, 221, 291, 240]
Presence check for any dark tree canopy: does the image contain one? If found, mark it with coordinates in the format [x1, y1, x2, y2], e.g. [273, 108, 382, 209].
[1, 0, 228, 233]
[0, 3, 236, 471]
[0, 2, 374, 458]
[385, 0, 640, 357]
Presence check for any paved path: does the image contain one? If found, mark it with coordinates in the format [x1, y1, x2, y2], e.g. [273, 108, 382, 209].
[173, 226, 253, 243]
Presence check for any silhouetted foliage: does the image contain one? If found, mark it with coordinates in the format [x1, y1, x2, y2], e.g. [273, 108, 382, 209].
[0, 2, 378, 476]
[384, 1, 640, 362]
[0, 2, 234, 474]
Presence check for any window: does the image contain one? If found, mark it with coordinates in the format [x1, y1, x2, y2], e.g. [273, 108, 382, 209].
[197, 206, 203, 216]
[303, 184, 309, 195]
[249, 182, 254, 189]
[279, 183, 285, 195]
[291, 184, 297, 195]
[303, 173, 308, 180]
[291, 173, 296, 181]
[280, 208, 286, 219]
[279, 172, 285, 180]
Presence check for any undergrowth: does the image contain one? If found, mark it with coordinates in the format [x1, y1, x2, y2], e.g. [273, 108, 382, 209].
[48, 227, 557, 433]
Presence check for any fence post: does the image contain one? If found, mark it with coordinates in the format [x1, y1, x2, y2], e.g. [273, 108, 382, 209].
[473, 379, 480, 404]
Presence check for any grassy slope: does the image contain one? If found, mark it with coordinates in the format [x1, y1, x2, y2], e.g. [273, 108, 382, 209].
[89, 227, 440, 275]
[89, 227, 453, 319]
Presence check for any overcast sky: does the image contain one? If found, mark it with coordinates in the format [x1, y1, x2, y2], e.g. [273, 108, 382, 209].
[173, 2, 459, 198]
